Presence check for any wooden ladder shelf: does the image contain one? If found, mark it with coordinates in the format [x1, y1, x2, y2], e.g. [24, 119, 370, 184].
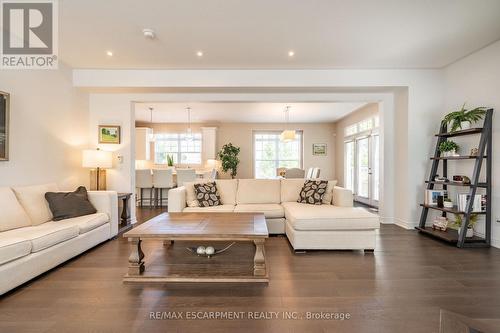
[416, 109, 493, 248]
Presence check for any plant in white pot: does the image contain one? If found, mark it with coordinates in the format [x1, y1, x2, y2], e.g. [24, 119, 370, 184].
[443, 104, 487, 132]
[439, 140, 459, 157]
[443, 198, 453, 208]
[453, 214, 478, 238]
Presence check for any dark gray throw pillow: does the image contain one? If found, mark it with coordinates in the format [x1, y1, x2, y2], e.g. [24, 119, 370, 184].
[194, 182, 221, 207]
[45, 186, 97, 221]
[298, 180, 329, 205]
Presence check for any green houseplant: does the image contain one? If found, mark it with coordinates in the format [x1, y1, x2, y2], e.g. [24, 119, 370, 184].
[217, 143, 240, 179]
[166, 154, 174, 167]
[439, 140, 459, 157]
[443, 104, 487, 132]
[453, 213, 478, 238]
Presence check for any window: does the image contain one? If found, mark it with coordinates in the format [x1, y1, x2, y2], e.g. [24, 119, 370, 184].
[254, 131, 303, 179]
[154, 133, 202, 164]
[344, 116, 379, 137]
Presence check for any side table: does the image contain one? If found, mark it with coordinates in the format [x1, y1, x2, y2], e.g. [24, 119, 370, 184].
[118, 192, 133, 234]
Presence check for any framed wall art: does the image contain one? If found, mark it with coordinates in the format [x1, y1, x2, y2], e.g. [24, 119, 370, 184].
[98, 125, 121, 144]
[312, 143, 327, 156]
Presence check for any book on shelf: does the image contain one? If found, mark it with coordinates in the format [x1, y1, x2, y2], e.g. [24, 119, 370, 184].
[456, 194, 487, 212]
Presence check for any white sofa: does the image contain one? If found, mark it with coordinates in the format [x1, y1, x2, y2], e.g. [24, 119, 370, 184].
[0, 184, 118, 295]
[168, 179, 379, 251]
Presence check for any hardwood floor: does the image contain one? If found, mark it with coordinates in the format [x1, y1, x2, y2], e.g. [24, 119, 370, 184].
[2, 209, 500, 333]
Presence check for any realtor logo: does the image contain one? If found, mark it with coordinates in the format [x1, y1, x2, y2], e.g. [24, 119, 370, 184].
[1, 0, 58, 69]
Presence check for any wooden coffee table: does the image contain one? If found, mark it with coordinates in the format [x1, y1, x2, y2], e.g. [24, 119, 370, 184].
[123, 212, 269, 283]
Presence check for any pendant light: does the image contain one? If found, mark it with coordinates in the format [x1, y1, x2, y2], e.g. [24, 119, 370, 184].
[186, 107, 193, 141]
[148, 107, 155, 142]
[280, 106, 296, 142]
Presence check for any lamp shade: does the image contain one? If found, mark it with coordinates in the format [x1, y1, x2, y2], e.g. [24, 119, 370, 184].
[280, 130, 296, 142]
[82, 149, 113, 169]
[205, 159, 220, 169]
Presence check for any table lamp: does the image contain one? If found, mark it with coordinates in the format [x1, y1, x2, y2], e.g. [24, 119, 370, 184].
[82, 149, 113, 190]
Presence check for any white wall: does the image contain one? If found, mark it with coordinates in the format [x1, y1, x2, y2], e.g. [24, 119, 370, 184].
[443, 40, 500, 247]
[0, 65, 89, 189]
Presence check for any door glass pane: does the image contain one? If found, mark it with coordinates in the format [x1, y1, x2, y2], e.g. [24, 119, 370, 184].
[372, 135, 380, 201]
[344, 141, 354, 191]
[357, 137, 369, 198]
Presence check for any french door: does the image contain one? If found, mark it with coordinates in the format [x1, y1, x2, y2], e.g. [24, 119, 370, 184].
[345, 133, 379, 207]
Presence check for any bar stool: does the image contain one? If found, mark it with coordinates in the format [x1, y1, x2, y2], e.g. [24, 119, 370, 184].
[176, 168, 196, 187]
[152, 169, 174, 207]
[135, 169, 153, 207]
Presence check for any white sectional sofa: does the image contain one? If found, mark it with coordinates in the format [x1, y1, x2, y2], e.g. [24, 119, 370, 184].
[0, 184, 118, 295]
[168, 179, 379, 251]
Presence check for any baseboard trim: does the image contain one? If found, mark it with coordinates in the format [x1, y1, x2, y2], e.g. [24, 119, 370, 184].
[393, 218, 418, 230]
[473, 230, 500, 249]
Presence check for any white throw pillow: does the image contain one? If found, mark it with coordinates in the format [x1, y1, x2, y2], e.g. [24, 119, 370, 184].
[322, 180, 338, 205]
[13, 183, 59, 225]
[0, 187, 32, 231]
[184, 180, 209, 207]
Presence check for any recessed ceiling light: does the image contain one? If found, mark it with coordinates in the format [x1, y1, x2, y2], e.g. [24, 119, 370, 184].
[143, 28, 156, 39]
[196, 51, 204, 57]
[288, 50, 295, 57]
[106, 51, 113, 57]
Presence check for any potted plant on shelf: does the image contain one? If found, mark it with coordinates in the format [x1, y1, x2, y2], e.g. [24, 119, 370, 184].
[217, 143, 240, 179]
[453, 213, 478, 238]
[443, 198, 453, 208]
[439, 140, 459, 157]
[443, 104, 487, 132]
[166, 154, 174, 167]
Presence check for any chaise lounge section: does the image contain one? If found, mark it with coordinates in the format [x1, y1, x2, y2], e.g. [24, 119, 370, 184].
[168, 178, 379, 250]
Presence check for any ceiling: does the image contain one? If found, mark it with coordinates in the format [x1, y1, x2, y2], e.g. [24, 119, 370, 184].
[59, 0, 500, 69]
[134, 102, 368, 123]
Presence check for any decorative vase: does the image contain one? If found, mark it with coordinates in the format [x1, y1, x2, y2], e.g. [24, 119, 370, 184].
[459, 227, 474, 238]
[460, 121, 471, 130]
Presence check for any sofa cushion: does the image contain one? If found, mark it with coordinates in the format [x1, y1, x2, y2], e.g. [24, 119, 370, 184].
[297, 180, 329, 205]
[13, 183, 59, 225]
[0, 187, 32, 232]
[1, 222, 79, 253]
[53, 213, 109, 234]
[183, 204, 235, 213]
[322, 180, 338, 205]
[237, 179, 281, 204]
[234, 204, 285, 218]
[194, 182, 221, 207]
[0, 237, 32, 265]
[280, 179, 304, 203]
[185, 179, 238, 207]
[283, 202, 379, 231]
[214, 180, 238, 206]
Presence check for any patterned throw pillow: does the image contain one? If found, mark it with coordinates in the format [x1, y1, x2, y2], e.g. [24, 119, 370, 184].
[194, 182, 221, 207]
[297, 180, 329, 205]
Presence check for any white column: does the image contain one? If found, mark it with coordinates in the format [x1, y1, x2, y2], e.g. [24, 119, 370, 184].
[201, 127, 218, 164]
